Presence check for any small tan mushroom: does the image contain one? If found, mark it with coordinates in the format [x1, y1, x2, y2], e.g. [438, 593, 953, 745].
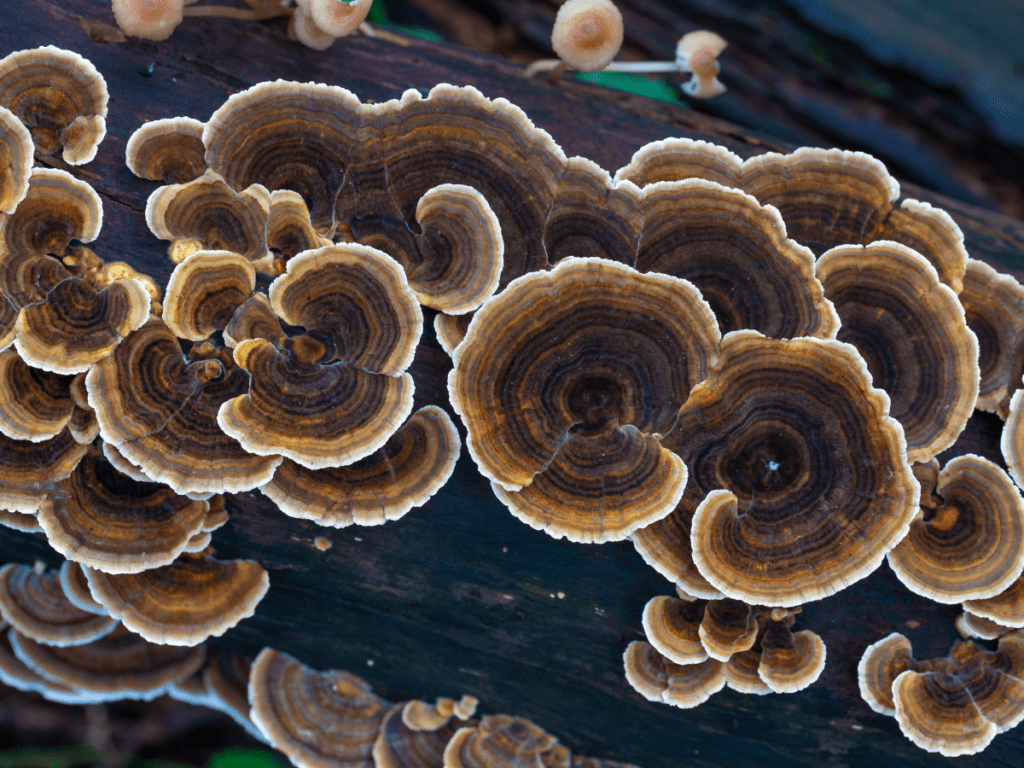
[888, 455, 1024, 603]
[434, 313, 472, 358]
[146, 171, 271, 267]
[125, 117, 207, 183]
[640, 595, 708, 665]
[724, 649, 770, 695]
[0, 168, 102, 258]
[858, 632, 917, 716]
[248, 647, 389, 767]
[262, 405, 460, 527]
[0, 349, 74, 442]
[698, 599, 760, 662]
[289, 4, 338, 50]
[9, 624, 205, 701]
[36, 445, 209, 574]
[0, 46, 108, 164]
[965, 575, 1024, 629]
[0, 563, 117, 648]
[551, 0, 625, 73]
[623, 640, 725, 709]
[816, 241, 978, 462]
[677, 31, 728, 99]
[757, 614, 826, 693]
[309, 0, 373, 37]
[162, 250, 256, 341]
[0, 105, 32, 214]
[111, 0, 186, 41]
[0, 428, 88, 514]
[84, 551, 268, 646]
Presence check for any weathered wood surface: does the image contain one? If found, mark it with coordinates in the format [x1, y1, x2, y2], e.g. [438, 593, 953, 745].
[2, 2, 1024, 766]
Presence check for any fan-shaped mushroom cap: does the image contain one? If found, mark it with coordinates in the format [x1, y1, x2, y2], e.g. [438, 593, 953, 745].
[374, 698, 478, 768]
[0, 349, 73, 441]
[265, 190, 331, 271]
[84, 551, 269, 646]
[68, 372, 99, 445]
[0, 46, 108, 164]
[641, 595, 708, 665]
[0, 254, 69, 315]
[888, 455, 1024, 603]
[450, 257, 718, 542]
[859, 632, 917, 716]
[101, 440, 154, 483]
[203, 649, 268, 743]
[0, 510, 42, 532]
[0, 563, 117, 647]
[615, 137, 743, 190]
[0, 168, 102, 258]
[0, 428, 87, 514]
[10, 624, 205, 701]
[146, 171, 271, 266]
[262, 405, 459, 527]
[0, 293, 15, 351]
[126, 117, 206, 183]
[638, 179, 838, 338]
[59, 560, 107, 616]
[248, 648, 389, 768]
[36, 445, 209, 574]
[698, 599, 759, 662]
[649, 331, 916, 606]
[1003, 386, 1024, 485]
[223, 293, 287, 349]
[677, 31, 728, 99]
[163, 250, 256, 341]
[434, 313, 472, 358]
[966, 575, 1024, 629]
[14, 276, 151, 374]
[0, 106, 32, 214]
[204, 80, 362, 233]
[443, 714, 561, 768]
[957, 611, 1014, 641]
[202, 494, 229, 532]
[723, 649, 770, 695]
[268, 244, 423, 375]
[111, 0, 185, 41]
[309, 0, 373, 37]
[816, 241, 978, 462]
[957, 259, 1024, 418]
[623, 641, 725, 709]
[757, 618, 826, 693]
[551, 0, 624, 73]
[741, 148, 898, 255]
[88, 318, 283, 495]
[873, 199, 968, 294]
[0, 624, 82, 703]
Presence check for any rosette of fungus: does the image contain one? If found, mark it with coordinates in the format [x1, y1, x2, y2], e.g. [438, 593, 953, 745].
[0, 46, 107, 165]
[443, 714, 567, 768]
[248, 648, 389, 767]
[816, 241, 978, 462]
[638, 179, 837, 338]
[262, 405, 460, 528]
[634, 331, 917, 605]
[162, 250, 256, 341]
[623, 641, 725, 709]
[0, 349, 75, 441]
[0, 428, 87, 514]
[888, 455, 1024, 603]
[126, 117, 207, 183]
[449, 257, 719, 543]
[551, 0, 624, 73]
[0, 105, 32, 214]
[84, 550, 269, 646]
[219, 243, 422, 469]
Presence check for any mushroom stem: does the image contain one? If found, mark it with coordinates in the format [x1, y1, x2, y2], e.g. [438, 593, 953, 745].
[526, 58, 684, 78]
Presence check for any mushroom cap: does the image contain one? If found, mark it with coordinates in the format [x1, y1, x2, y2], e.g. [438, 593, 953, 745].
[955, 259, 1024, 418]
[0, 563, 118, 647]
[957, 611, 1014, 641]
[614, 137, 744, 190]
[449, 257, 718, 518]
[0, 349, 74, 441]
[204, 80, 363, 233]
[14, 276, 151, 375]
[88, 318, 283, 495]
[0, 510, 42, 533]
[0, 428, 88, 514]
[434, 313, 472, 358]
[262, 405, 460, 527]
[0, 624, 82, 703]
[9, 624, 205, 701]
[622, 641, 726, 709]
[202, 494, 229, 532]
[659, 331, 916, 606]
[0, 168, 102, 257]
[443, 715, 560, 768]
[723, 649, 771, 695]
[125, 116, 207, 183]
[0, 105, 32, 214]
[677, 30, 728, 77]
[1005, 387, 1024, 489]
[84, 551, 269, 646]
[551, 0, 625, 72]
[816, 241, 979, 463]
[111, 0, 185, 41]
[0, 46, 108, 164]
[966, 575, 1024, 630]
[638, 179, 838, 339]
[223, 292, 287, 349]
[858, 632, 917, 716]
[874, 199, 968, 295]
[203, 649, 268, 743]
[101, 439, 155, 483]
[697, 599, 759, 662]
[268, 243, 423, 376]
[163, 250, 256, 341]
[740, 148, 898, 255]
[0, 293, 16, 351]
[290, 5, 339, 51]
[248, 647, 389, 767]
[265, 190, 332, 270]
[374, 700, 476, 768]
[0, 254, 71, 314]
[641, 595, 708, 665]
[146, 171, 271, 266]
[59, 560, 107, 616]
[309, 0, 373, 37]
[756, 620, 826, 693]
[67, 372, 99, 445]
[36, 445, 209, 574]
[888, 454, 1024, 603]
